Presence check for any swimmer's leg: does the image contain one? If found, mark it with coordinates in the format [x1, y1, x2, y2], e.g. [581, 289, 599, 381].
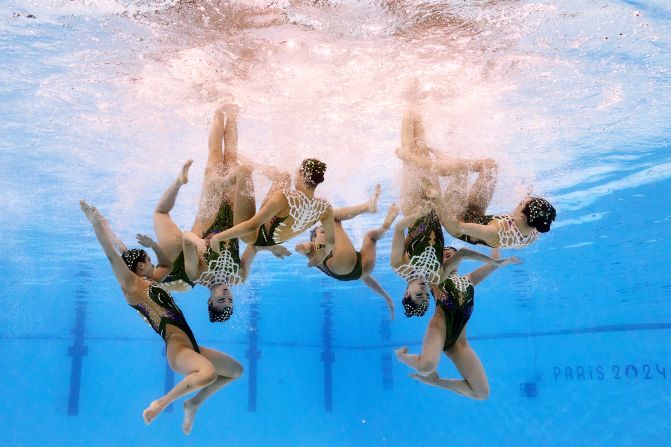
[182, 346, 243, 435]
[221, 104, 239, 167]
[360, 205, 399, 319]
[400, 106, 430, 157]
[360, 203, 399, 274]
[465, 158, 498, 214]
[395, 312, 446, 373]
[233, 164, 256, 225]
[154, 160, 193, 261]
[192, 107, 232, 235]
[412, 330, 489, 400]
[333, 184, 382, 221]
[142, 335, 218, 427]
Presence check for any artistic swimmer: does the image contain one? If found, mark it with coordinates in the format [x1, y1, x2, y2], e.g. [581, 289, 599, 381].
[210, 158, 335, 267]
[145, 104, 289, 323]
[80, 200, 242, 435]
[395, 247, 520, 399]
[395, 105, 556, 249]
[295, 185, 400, 319]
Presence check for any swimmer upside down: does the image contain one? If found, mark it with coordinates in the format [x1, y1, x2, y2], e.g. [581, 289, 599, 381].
[146, 104, 289, 323]
[395, 247, 520, 400]
[395, 102, 557, 250]
[295, 184, 400, 319]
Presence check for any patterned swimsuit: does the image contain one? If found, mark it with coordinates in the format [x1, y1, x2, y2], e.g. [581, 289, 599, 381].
[433, 273, 474, 351]
[394, 209, 445, 285]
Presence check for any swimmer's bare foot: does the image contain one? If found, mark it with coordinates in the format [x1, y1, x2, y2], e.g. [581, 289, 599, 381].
[367, 184, 382, 213]
[382, 204, 400, 230]
[394, 346, 409, 361]
[178, 159, 194, 186]
[182, 399, 200, 435]
[143, 399, 165, 425]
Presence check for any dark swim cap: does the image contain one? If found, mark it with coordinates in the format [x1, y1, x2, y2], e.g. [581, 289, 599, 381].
[208, 302, 233, 323]
[122, 249, 148, 273]
[402, 293, 429, 318]
[300, 158, 327, 188]
[523, 197, 556, 233]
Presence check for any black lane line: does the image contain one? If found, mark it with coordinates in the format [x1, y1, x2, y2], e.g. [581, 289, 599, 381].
[321, 289, 334, 413]
[67, 272, 89, 416]
[246, 300, 260, 412]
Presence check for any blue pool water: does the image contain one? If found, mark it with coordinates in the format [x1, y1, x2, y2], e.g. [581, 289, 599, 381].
[1, 0, 671, 446]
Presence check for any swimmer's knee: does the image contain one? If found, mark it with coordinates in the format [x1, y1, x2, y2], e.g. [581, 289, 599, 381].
[453, 338, 469, 349]
[472, 384, 490, 401]
[237, 164, 253, 177]
[230, 361, 244, 379]
[482, 158, 498, 172]
[199, 365, 218, 386]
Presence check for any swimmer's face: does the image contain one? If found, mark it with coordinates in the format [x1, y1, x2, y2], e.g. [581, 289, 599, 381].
[442, 247, 458, 264]
[136, 254, 155, 277]
[407, 278, 430, 305]
[311, 226, 326, 245]
[209, 285, 234, 312]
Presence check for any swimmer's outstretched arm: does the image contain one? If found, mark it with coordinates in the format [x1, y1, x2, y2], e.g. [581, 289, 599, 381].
[396, 146, 481, 177]
[239, 245, 291, 280]
[80, 200, 138, 291]
[467, 248, 521, 286]
[237, 154, 292, 187]
[362, 275, 395, 320]
[136, 234, 173, 282]
[428, 195, 500, 247]
[440, 247, 519, 282]
[390, 207, 430, 268]
[390, 213, 419, 268]
[209, 191, 288, 252]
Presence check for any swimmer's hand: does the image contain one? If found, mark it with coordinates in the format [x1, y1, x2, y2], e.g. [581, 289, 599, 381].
[80, 200, 101, 223]
[396, 205, 431, 229]
[268, 245, 291, 259]
[136, 234, 157, 248]
[409, 371, 440, 387]
[209, 234, 224, 254]
[495, 256, 522, 267]
[307, 247, 328, 268]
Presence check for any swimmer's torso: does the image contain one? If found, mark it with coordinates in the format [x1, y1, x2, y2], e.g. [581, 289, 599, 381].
[432, 272, 474, 351]
[255, 189, 330, 246]
[125, 280, 200, 352]
[394, 209, 445, 285]
[459, 211, 538, 249]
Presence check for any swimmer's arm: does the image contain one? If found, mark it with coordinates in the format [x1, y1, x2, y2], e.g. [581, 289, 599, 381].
[396, 147, 434, 169]
[389, 225, 406, 268]
[239, 246, 257, 281]
[239, 245, 291, 280]
[210, 192, 287, 249]
[390, 213, 420, 268]
[457, 222, 500, 248]
[439, 248, 493, 282]
[137, 234, 173, 282]
[468, 248, 522, 286]
[308, 205, 335, 267]
[390, 216, 412, 268]
[80, 201, 137, 290]
[362, 276, 395, 320]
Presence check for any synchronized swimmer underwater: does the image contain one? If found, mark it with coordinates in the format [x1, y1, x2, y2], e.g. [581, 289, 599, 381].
[81, 88, 556, 433]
